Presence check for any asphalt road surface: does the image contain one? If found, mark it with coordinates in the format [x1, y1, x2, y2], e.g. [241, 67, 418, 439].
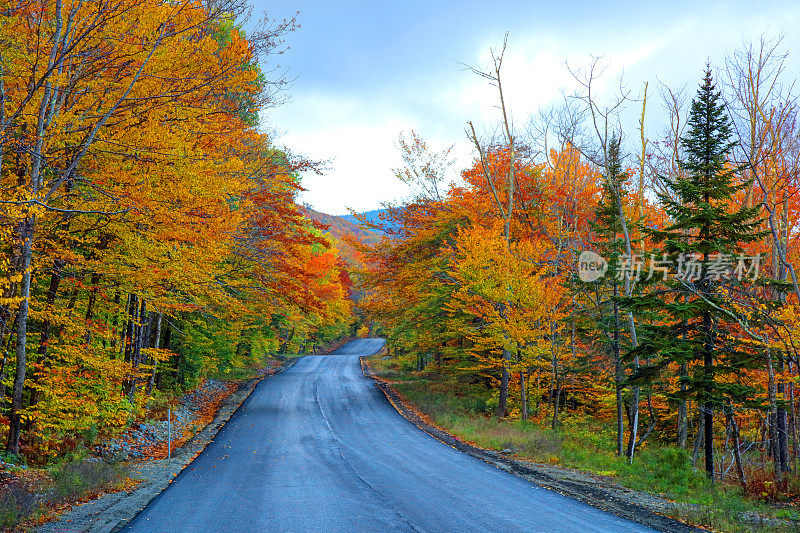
[126, 338, 656, 532]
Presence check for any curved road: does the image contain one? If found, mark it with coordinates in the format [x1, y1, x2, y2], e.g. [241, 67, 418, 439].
[126, 339, 654, 532]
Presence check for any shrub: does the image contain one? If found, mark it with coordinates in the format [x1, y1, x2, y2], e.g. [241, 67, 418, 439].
[639, 447, 707, 496]
[0, 480, 37, 530]
[51, 459, 126, 503]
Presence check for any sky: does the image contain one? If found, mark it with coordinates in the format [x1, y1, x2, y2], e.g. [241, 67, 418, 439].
[247, 0, 800, 215]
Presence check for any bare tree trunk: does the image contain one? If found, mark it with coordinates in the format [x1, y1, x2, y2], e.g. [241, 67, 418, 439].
[727, 410, 747, 491]
[700, 299, 715, 481]
[6, 0, 66, 453]
[465, 39, 516, 419]
[703, 397, 714, 481]
[582, 72, 641, 462]
[0, 259, 20, 408]
[62, 288, 78, 332]
[38, 268, 62, 355]
[519, 371, 527, 421]
[279, 327, 295, 354]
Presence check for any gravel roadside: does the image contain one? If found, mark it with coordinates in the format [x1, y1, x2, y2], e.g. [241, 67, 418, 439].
[37, 358, 298, 533]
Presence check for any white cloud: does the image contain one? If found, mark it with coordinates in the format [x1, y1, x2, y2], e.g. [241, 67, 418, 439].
[277, 122, 410, 215]
[260, 2, 800, 215]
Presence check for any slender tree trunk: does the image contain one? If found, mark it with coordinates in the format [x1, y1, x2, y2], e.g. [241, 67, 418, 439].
[0, 299, 18, 407]
[6, 2, 66, 452]
[701, 303, 715, 480]
[626, 313, 640, 462]
[703, 397, 714, 480]
[677, 311, 689, 448]
[468, 53, 515, 420]
[6, 217, 33, 454]
[280, 327, 295, 354]
[519, 371, 527, 421]
[62, 288, 78, 329]
[552, 379, 561, 431]
[128, 299, 146, 401]
[83, 272, 100, 343]
[607, 136, 640, 461]
[612, 282, 624, 456]
[146, 313, 162, 396]
[776, 199, 790, 473]
[124, 294, 136, 361]
[691, 408, 705, 467]
[777, 354, 789, 473]
[727, 411, 747, 491]
[140, 311, 153, 361]
[789, 361, 799, 472]
[497, 348, 509, 417]
[110, 291, 121, 351]
[30, 265, 63, 408]
[766, 348, 783, 483]
[614, 384, 625, 456]
[0, 315, 18, 412]
[678, 364, 688, 448]
[550, 324, 561, 429]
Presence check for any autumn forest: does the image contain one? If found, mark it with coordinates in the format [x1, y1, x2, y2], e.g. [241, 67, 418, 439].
[1, 0, 800, 530]
[0, 0, 352, 459]
[357, 37, 800, 514]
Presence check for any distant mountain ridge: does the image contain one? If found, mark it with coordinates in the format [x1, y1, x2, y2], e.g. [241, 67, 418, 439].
[299, 206, 384, 268]
[341, 209, 399, 234]
[340, 209, 384, 231]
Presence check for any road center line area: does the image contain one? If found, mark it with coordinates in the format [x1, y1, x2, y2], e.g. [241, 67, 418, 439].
[125, 339, 656, 532]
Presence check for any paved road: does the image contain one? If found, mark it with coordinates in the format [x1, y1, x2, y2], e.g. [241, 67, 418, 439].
[126, 339, 655, 532]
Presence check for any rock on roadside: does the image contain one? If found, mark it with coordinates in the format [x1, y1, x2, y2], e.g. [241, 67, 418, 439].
[98, 379, 232, 461]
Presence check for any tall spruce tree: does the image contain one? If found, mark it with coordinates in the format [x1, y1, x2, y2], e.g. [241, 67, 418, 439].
[587, 135, 632, 456]
[628, 68, 764, 481]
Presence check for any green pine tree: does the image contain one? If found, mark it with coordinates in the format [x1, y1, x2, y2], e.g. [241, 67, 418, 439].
[585, 135, 633, 457]
[628, 68, 765, 481]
